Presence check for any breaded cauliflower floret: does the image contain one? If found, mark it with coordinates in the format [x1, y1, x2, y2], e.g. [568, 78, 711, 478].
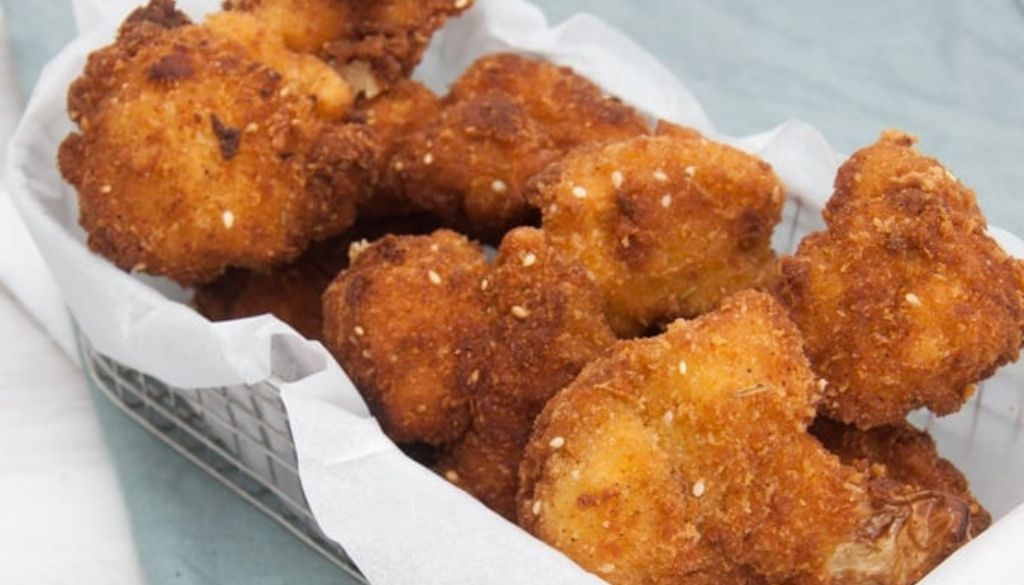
[59, 1, 378, 285]
[519, 291, 973, 584]
[321, 230, 489, 445]
[531, 121, 785, 336]
[775, 131, 1024, 427]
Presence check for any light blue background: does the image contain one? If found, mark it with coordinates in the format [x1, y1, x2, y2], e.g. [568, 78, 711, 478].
[4, 1, 1022, 584]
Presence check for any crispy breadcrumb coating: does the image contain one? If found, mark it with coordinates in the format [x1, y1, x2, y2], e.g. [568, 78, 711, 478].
[448, 53, 649, 150]
[531, 122, 784, 337]
[811, 418, 991, 538]
[390, 54, 648, 240]
[204, 10, 353, 118]
[320, 0, 475, 97]
[321, 230, 489, 445]
[436, 227, 615, 517]
[59, 0, 377, 285]
[222, 0, 353, 53]
[518, 291, 972, 584]
[346, 79, 443, 218]
[775, 131, 1024, 428]
[194, 215, 439, 339]
[390, 91, 559, 240]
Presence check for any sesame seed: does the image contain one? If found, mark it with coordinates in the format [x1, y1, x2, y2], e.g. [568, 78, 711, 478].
[353, 326, 365, 336]
[661, 194, 672, 208]
[692, 479, 706, 498]
[467, 369, 480, 385]
[430, 243, 440, 252]
[245, 122, 259, 133]
[620, 235, 630, 248]
[817, 378, 829, 392]
[349, 239, 370, 260]
[571, 185, 588, 199]
[653, 169, 668, 182]
[454, 0, 469, 8]
[570, 469, 581, 480]
[491, 179, 507, 193]
[445, 469, 460, 482]
[684, 165, 696, 177]
[905, 293, 922, 306]
[549, 436, 565, 449]
[531, 500, 542, 515]
[100, 185, 112, 193]
[598, 564, 616, 574]
[393, 160, 405, 171]
[678, 360, 688, 375]
[428, 270, 442, 285]
[548, 203, 558, 214]
[511, 305, 529, 319]
[611, 170, 624, 188]
[222, 210, 235, 229]
[663, 410, 674, 425]
[944, 169, 958, 182]
[423, 152, 434, 165]
[522, 252, 537, 267]
[361, 350, 372, 359]
[415, 404, 427, 413]
[480, 278, 490, 291]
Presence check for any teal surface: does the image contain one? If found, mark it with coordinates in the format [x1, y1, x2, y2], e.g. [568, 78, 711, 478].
[86, 378, 353, 585]
[4, 1, 1023, 584]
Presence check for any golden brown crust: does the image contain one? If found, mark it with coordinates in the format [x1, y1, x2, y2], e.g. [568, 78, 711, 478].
[389, 54, 648, 241]
[321, 230, 489, 445]
[436, 227, 616, 516]
[518, 291, 972, 584]
[774, 131, 1024, 427]
[810, 418, 991, 538]
[320, 0, 475, 96]
[222, 0, 354, 54]
[532, 123, 784, 337]
[389, 92, 559, 240]
[346, 79, 444, 218]
[449, 53, 649, 150]
[825, 130, 983, 229]
[60, 2, 377, 285]
[194, 215, 440, 339]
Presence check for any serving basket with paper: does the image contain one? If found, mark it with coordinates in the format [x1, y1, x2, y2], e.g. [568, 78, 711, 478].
[7, 0, 1024, 583]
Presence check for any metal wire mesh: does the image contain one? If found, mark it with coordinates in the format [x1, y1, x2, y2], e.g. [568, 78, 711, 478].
[77, 328, 367, 584]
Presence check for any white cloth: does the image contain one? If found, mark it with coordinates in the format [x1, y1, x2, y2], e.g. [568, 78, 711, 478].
[0, 5, 145, 584]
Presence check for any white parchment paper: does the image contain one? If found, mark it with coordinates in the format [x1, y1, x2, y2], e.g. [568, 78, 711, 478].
[4, 0, 1023, 583]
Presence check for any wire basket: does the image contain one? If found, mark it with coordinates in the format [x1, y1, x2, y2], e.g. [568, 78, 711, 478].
[77, 326, 368, 584]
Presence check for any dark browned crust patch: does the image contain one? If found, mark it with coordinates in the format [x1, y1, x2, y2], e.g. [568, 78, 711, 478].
[210, 114, 242, 160]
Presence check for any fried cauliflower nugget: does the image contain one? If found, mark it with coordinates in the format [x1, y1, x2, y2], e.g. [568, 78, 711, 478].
[204, 10, 352, 118]
[59, 1, 379, 285]
[194, 214, 439, 340]
[824, 130, 983, 228]
[531, 123, 785, 337]
[322, 230, 488, 445]
[448, 53, 649, 150]
[346, 79, 442, 218]
[390, 92, 560, 240]
[518, 291, 972, 584]
[222, 0, 353, 53]
[436, 227, 616, 517]
[321, 0, 475, 96]
[775, 132, 1024, 428]
[810, 418, 991, 538]
[390, 54, 648, 240]
[194, 238, 347, 341]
